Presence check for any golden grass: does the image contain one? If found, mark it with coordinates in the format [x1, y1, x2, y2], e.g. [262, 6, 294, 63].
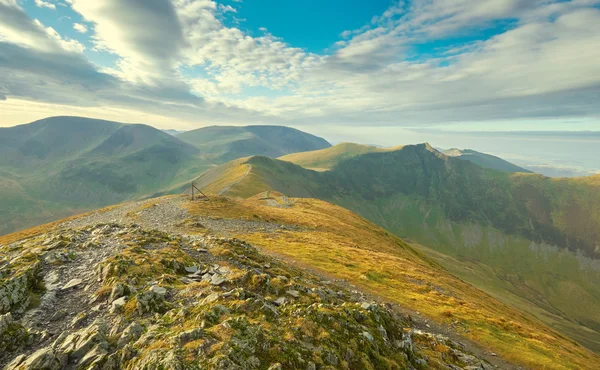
[279, 142, 404, 171]
[186, 196, 600, 369]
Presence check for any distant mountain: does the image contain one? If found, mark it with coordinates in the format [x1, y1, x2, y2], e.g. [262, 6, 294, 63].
[161, 129, 185, 136]
[443, 148, 532, 173]
[0, 116, 209, 235]
[193, 144, 600, 353]
[178, 125, 331, 163]
[0, 117, 330, 235]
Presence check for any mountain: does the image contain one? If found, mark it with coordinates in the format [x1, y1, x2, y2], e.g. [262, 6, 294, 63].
[161, 129, 185, 136]
[191, 144, 600, 354]
[1, 194, 597, 369]
[443, 148, 532, 173]
[0, 117, 332, 235]
[279, 142, 402, 171]
[178, 125, 331, 163]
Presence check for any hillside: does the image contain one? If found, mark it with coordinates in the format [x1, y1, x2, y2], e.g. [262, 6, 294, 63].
[178, 125, 331, 163]
[279, 143, 402, 171]
[192, 145, 600, 354]
[443, 148, 532, 173]
[1, 195, 598, 369]
[0, 117, 332, 235]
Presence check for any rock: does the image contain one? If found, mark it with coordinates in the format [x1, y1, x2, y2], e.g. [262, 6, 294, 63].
[203, 292, 220, 304]
[360, 302, 372, 310]
[286, 289, 300, 298]
[58, 320, 108, 361]
[117, 322, 145, 348]
[109, 283, 129, 301]
[77, 344, 108, 369]
[61, 278, 83, 290]
[210, 275, 226, 286]
[175, 327, 204, 346]
[5, 347, 67, 370]
[185, 266, 198, 273]
[111, 297, 127, 313]
[274, 297, 286, 306]
[0, 312, 13, 333]
[361, 331, 374, 342]
[150, 285, 167, 295]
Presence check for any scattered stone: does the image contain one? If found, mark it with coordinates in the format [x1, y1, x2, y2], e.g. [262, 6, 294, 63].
[274, 297, 286, 306]
[286, 289, 300, 298]
[61, 278, 83, 290]
[184, 266, 198, 273]
[150, 286, 167, 295]
[210, 275, 226, 286]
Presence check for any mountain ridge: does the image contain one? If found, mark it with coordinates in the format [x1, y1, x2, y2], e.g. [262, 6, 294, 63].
[191, 144, 600, 353]
[1, 194, 598, 369]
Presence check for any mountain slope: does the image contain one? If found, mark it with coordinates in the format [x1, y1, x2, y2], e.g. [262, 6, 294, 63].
[0, 117, 332, 235]
[443, 148, 532, 173]
[279, 142, 402, 171]
[178, 125, 331, 163]
[0, 117, 212, 235]
[1, 195, 598, 369]
[192, 145, 600, 353]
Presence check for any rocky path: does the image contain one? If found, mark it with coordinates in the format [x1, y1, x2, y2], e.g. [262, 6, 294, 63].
[53, 195, 516, 369]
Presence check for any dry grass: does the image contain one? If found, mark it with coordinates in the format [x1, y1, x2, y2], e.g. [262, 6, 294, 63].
[187, 196, 600, 369]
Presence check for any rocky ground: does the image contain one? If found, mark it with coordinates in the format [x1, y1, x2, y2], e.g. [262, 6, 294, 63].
[1, 196, 498, 369]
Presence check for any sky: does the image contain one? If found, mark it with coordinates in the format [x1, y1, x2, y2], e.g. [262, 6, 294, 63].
[1, 0, 600, 138]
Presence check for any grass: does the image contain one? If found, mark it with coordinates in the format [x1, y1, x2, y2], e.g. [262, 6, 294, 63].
[279, 142, 403, 171]
[186, 196, 600, 369]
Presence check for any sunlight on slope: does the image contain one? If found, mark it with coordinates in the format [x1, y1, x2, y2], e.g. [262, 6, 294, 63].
[186, 196, 600, 369]
[279, 142, 403, 171]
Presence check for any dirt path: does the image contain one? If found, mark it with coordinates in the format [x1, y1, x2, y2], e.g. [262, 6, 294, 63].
[218, 164, 252, 195]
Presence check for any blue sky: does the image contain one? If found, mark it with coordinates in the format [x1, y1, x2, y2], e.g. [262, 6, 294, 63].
[1, 0, 599, 135]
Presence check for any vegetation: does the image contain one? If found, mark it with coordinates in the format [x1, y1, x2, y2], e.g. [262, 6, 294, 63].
[178, 125, 331, 163]
[0, 117, 330, 235]
[186, 195, 600, 369]
[193, 144, 600, 354]
[279, 142, 401, 171]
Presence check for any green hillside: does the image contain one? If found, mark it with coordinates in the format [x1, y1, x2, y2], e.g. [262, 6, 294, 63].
[194, 144, 600, 353]
[279, 142, 402, 171]
[443, 148, 532, 173]
[178, 125, 331, 162]
[0, 117, 331, 235]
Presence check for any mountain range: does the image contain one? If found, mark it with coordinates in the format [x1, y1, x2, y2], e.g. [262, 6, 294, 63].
[2, 116, 600, 369]
[0, 117, 331, 235]
[192, 142, 600, 353]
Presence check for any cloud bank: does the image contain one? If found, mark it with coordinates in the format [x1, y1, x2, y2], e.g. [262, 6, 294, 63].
[0, 0, 599, 129]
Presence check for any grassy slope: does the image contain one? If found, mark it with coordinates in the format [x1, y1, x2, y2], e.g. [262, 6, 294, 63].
[184, 195, 600, 369]
[443, 149, 532, 173]
[178, 125, 331, 163]
[279, 143, 401, 171]
[194, 147, 600, 354]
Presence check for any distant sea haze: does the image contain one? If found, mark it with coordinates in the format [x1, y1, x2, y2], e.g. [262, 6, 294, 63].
[374, 130, 600, 178]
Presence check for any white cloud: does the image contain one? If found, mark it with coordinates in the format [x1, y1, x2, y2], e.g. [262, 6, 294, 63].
[34, 0, 55, 10]
[218, 4, 236, 13]
[73, 22, 87, 33]
[1, 0, 600, 130]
